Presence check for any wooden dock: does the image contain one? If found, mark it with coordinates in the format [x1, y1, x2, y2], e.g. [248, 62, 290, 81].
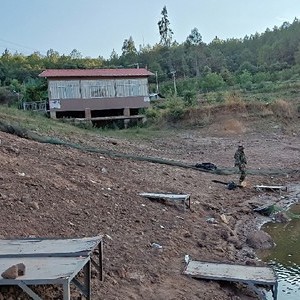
[184, 260, 278, 300]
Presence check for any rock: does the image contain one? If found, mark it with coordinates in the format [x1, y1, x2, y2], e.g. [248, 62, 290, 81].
[127, 271, 144, 284]
[273, 212, 290, 223]
[30, 201, 39, 210]
[246, 230, 275, 249]
[227, 236, 243, 249]
[1, 265, 18, 279]
[101, 167, 108, 174]
[16, 263, 25, 276]
[183, 231, 192, 238]
[220, 214, 229, 224]
[21, 194, 31, 203]
[1, 263, 26, 279]
[245, 259, 258, 266]
[0, 193, 7, 200]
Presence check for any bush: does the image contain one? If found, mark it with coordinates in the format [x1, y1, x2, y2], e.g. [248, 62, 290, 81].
[0, 87, 17, 105]
[183, 90, 197, 106]
[164, 97, 186, 122]
[145, 107, 161, 120]
[223, 91, 246, 112]
[200, 72, 226, 92]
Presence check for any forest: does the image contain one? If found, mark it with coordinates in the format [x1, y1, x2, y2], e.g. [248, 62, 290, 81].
[1, 6, 300, 108]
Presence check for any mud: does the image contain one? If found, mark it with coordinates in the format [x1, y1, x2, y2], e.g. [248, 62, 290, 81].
[0, 119, 299, 299]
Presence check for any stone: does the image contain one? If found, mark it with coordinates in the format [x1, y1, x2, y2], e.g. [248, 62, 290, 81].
[246, 230, 275, 249]
[1, 265, 18, 279]
[16, 263, 25, 276]
[30, 201, 39, 210]
[273, 212, 290, 223]
[1, 263, 25, 279]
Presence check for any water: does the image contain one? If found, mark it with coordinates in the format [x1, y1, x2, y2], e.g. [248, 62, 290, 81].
[258, 203, 300, 300]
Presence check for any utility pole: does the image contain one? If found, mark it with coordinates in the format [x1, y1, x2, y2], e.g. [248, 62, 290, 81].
[155, 71, 159, 93]
[170, 70, 177, 95]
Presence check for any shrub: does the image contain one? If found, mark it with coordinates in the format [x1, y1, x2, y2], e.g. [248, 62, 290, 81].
[200, 72, 225, 92]
[224, 91, 246, 111]
[269, 99, 295, 119]
[145, 107, 161, 120]
[183, 90, 197, 106]
[0, 87, 16, 105]
[164, 96, 186, 122]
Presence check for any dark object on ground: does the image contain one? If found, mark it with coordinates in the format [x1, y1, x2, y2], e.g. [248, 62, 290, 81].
[227, 181, 238, 190]
[212, 180, 242, 190]
[195, 162, 217, 170]
[253, 204, 276, 216]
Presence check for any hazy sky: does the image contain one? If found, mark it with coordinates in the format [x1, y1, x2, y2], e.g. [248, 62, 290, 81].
[0, 0, 299, 59]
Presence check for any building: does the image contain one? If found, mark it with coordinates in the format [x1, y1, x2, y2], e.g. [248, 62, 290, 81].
[39, 68, 154, 122]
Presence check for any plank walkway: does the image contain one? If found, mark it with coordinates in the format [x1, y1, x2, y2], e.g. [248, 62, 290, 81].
[184, 260, 278, 300]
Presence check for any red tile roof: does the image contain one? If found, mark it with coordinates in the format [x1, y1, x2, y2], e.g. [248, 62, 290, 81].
[39, 68, 154, 78]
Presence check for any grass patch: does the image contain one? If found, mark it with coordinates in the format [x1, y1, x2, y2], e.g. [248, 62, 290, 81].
[0, 105, 174, 142]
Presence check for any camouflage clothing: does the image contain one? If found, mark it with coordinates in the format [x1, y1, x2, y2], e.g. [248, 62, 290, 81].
[234, 146, 247, 183]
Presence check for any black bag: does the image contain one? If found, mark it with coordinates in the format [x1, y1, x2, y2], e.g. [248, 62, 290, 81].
[227, 181, 237, 190]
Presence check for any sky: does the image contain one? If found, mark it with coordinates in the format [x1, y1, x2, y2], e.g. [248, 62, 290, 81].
[0, 0, 299, 59]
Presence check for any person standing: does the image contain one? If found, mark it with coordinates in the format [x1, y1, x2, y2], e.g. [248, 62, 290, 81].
[234, 145, 247, 184]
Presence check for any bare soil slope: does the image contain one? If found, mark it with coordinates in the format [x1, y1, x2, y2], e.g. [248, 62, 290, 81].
[0, 117, 299, 299]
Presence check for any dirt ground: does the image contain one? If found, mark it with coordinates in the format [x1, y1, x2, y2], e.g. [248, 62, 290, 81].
[0, 116, 299, 300]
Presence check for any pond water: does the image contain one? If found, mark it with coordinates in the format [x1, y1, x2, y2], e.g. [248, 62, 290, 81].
[258, 203, 300, 300]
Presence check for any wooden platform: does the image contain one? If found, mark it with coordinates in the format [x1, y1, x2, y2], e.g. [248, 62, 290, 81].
[184, 260, 278, 300]
[0, 236, 103, 300]
[139, 193, 191, 211]
[255, 185, 287, 193]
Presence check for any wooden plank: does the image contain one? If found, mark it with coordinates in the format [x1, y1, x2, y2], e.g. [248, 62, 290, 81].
[255, 185, 287, 191]
[139, 193, 190, 201]
[184, 260, 277, 284]
[184, 260, 278, 300]
[74, 114, 145, 122]
[0, 236, 102, 257]
[139, 193, 191, 211]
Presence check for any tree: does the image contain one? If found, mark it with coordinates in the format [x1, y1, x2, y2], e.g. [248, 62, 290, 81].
[158, 6, 173, 47]
[121, 36, 137, 56]
[69, 49, 82, 59]
[186, 28, 202, 46]
[109, 49, 119, 67]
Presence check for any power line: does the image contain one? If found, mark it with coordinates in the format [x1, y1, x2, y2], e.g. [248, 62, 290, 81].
[0, 37, 46, 55]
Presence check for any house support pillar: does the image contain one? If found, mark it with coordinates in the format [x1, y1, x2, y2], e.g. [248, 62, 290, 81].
[123, 108, 130, 129]
[123, 108, 130, 117]
[85, 108, 92, 119]
[50, 111, 57, 119]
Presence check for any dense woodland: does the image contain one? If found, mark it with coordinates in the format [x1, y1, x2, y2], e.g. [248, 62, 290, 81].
[1, 6, 300, 107]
